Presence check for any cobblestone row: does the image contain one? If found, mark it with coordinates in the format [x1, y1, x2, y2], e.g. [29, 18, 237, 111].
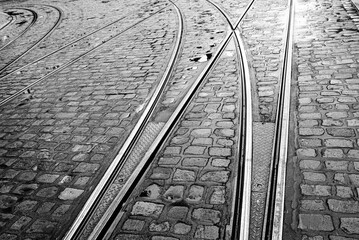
[0, 1, 169, 100]
[0, 5, 60, 71]
[290, 0, 359, 239]
[0, 8, 177, 240]
[240, 0, 287, 122]
[155, 0, 227, 118]
[0, 0, 167, 76]
[112, 40, 240, 240]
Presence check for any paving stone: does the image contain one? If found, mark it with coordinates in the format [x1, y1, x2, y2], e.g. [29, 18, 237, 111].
[297, 149, 317, 158]
[323, 149, 344, 158]
[13, 184, 38, 195]
[298, 214, 334, 231]
[208, 147, 231, 156]
[182, 157, 208, 167]
[73, 163, 99, 173]
[301, 184, 331, 196]
[149, 221, 170, 232]
[200, 171, 229, 183]
[173, 222, 191, 234]
[299, 160, 321, 170]
[58, 188, 84, 200]
[167, 206, 188, 220]
[36, 187, 58, 198]
[300, 199, 325, 211]
[340, 218, 359, 234]
[194, 225, 219, 239]
[150, 167, 172, 179]
[11, 216, 32, 230]
[186, 185, 204, 202]
[15, 200, 37, 212]
[173, 169, 196, 182]
[37, 202, 55, 214]
[191, 129, 211, 137]
[327, 128, 355, 137]
[348, 150, 359, 159]
[325, 161, 348, 170]
[211, 158, 231, 167]
[184, 146, 206, 155]
[163, 186, 184, 201]
[140, 184, 161, 199]
[192, 208, 221, 224]
[27, 219, 56, 233]
[336, 186, 353, 198]
[158, 157, 181, 165]
[122, 219, 145, 231]
[299, 128, 325, 136]
[131, 201, 164, 218]
[37, 174, 60, 183]
[302, 172, 326, 182]
[328, 199, 359, 213]
[324, 139, 353, 148]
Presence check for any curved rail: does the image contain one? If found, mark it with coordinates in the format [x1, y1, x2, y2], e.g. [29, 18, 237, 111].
[0, 5, 63, 74]
[0, 7, 167, 108]
[62, 2, 183, 239]
[263, 0, 295, 238]
[0, 9, 37, 51]
[0, 12, 14, 31]
[80, 0, 255, 239]
[203, 1, 254, 239]
[0, 15, 126, 81]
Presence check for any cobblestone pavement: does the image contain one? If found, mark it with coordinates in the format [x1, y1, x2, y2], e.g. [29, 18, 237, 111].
[0, 0, 179, 239]
[2, 0, 359, 239]
[112, 38, 240, 240]
[286, 0, 359, 239]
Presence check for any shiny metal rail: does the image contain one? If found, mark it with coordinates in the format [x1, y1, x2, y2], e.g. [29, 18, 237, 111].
[0, 5, 63, 73]
[203, 1, 254, 239]
[263, 0, 295, 238]
[84, 0, 256, 239]
[63, 2, 183, 239]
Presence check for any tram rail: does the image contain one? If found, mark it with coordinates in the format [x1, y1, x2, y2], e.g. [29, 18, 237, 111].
[61, 0, 257, 239]
[0, 6, 168, 107]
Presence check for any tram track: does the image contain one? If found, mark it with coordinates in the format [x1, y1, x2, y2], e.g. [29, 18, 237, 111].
[63, 1, 183, 239]
[0, 5, 63, 74]
[61, 0, 256, 239]
[0, 5, 169, 107]
[263, 0, 295, 238]
[203, 0, 254, 239]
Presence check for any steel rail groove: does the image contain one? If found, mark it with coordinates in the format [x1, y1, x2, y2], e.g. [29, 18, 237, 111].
[0, 6, 167, 108]
[62, 4, 178, 239]
[80, 0, 256, 239]
[0, 5, 63, 74]
[0, 8, 36, 51]
[262, 0, 295, 238]
[203, 1, 254, 239]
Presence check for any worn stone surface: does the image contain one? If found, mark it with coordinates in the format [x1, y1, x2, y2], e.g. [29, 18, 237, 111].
[289, 0, 359, 238]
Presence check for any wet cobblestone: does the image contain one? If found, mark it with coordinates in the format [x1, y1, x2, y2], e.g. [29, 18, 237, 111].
[111, 40, 240, 240]
[0, 0, 177, 238]
[289, 0, 359, 238]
